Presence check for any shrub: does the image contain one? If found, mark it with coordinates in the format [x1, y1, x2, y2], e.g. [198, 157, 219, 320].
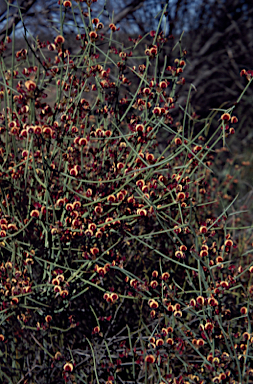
[0, 2, 252, 384]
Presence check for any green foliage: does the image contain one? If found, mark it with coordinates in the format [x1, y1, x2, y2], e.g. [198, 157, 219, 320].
[0, 1, 253, 384]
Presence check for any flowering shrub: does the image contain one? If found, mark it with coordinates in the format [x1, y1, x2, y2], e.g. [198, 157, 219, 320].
[0, 2, 253, 384]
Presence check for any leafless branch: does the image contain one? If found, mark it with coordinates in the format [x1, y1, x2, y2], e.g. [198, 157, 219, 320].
[0, 0, 37, 42]
[103, 0, 145, 32]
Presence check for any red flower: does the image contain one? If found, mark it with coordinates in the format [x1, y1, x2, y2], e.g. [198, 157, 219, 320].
[221, 113, 231, 121]
[199, 225, 207, 234]
[63, 362, 73, 372]
[166, 338, 174, 345]
[89, 31, 98, 40]
[30, 209, 39, 218]
[150, 280, 158, 289]
[175, 137, 182, 145]
[55, 35, 65, 44]
[25, 80, 36, 91]
[109, 23, 116, 32]
[45, 315, 52, 323]
[161, 272, 170, 281]
[145, 354, 155, 363]
[63, 1, 72, 7]
[240, 307, 247, 315]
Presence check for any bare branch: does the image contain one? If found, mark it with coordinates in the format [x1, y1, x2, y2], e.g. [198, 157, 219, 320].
[103, 0, 145, 32]
[0, 0, 37, 42]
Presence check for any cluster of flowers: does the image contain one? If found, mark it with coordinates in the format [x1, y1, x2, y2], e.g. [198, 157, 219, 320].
[0, 2, 252, 384]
